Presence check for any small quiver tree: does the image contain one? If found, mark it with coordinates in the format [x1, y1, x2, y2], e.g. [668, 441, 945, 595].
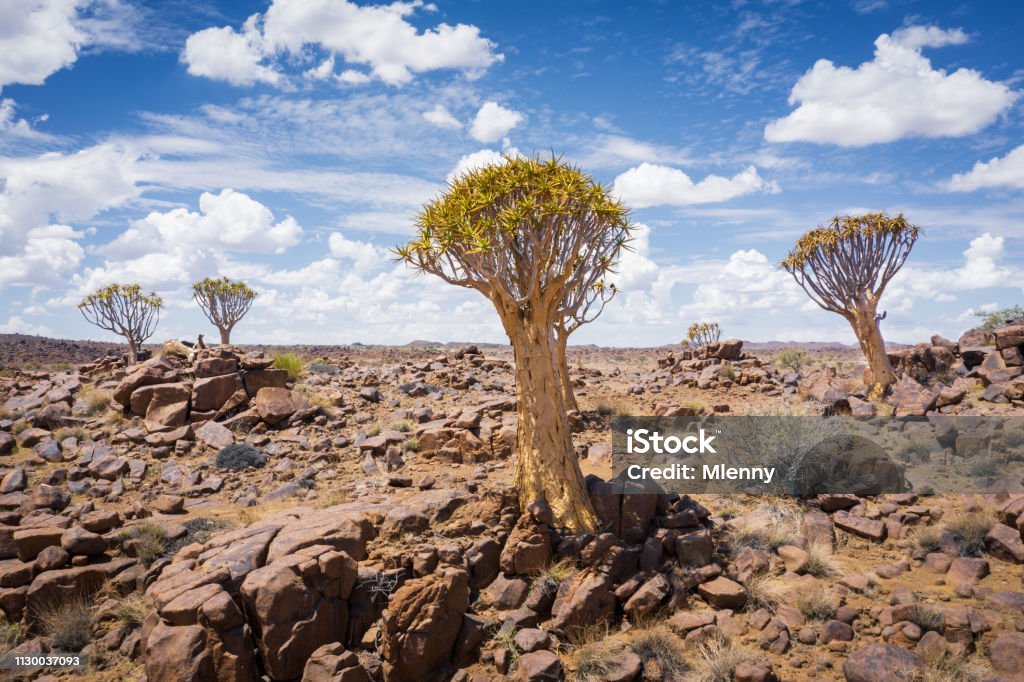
[396, 154, 633, 532]
[782, 213, 919, 394]
[78, 284, 163, 364]
[683, 322, 721, 357]
[555, 282, 619, 411]
[193, 277, 257, 345]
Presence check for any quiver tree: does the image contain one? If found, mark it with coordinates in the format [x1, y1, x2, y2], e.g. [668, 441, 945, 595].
[396, 155, 633, 532]
[193, 277, 257, 344]
[78, 284, 163, 364]
[555, 281, 618, 411]
[782, 212, 919, 393]
[683, 322, 721, 356]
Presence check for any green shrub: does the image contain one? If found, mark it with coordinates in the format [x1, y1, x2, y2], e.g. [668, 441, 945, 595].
[776, 347, 808, 371]
[974, 305, 1022, 331]
[126, 522, 169, 567]
[272, 353, 304, 380]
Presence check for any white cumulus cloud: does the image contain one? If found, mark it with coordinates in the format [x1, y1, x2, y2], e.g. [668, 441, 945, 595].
[422, 104, 461, 129]
[612, 163, 777, 209]
[469, 101, 523, 143]
[764, 26, 1017, 146]
[183, 0, 502, 87]
[446, 148, 521, 182]
[102, 189, 302, 259]
[944, 144, 1024, 191]
[0, 224, 85, 289]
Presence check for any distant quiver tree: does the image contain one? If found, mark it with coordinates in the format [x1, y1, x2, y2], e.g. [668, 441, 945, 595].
[78, 283, 163, 364]
[193, 277, 257, 345]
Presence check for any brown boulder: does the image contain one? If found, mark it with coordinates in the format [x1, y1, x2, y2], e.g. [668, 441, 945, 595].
[697, 576, 746, 609]
[243, 368, 289, 397]
[193, 374, 244, 413]
[143, 382, 191, 430]
[255, 387, 308, 426]
[988, 632, 1024, 677]
[842, 643, 922, 681]
[499, 517, 551, 575]
[380, 567, 470, 682]
[550, 569, 614, 634]
[240, 545, 357, 681]
[301, 642, 370, 682]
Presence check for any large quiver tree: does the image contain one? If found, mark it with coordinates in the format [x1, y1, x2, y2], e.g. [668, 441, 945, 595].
[396, 155, 632, 532]
[193, 277, 257, 344]
[782, 213, 919, 393]
[78, 283, 163, 364]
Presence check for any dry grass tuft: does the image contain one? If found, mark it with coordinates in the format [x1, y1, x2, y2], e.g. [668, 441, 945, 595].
[37, 594, 94, 652]
[803, 541, 840, 578]
[741, 573, 785, 613]
[688, 634, 759, 682]
[627, 624, 688, 678]
[794, 586, 836, 621]
[944, 509, 996, 557]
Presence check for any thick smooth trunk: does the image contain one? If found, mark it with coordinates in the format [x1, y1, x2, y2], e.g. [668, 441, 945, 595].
[508, 322, 597, 533]
[219, 327, 231, 345]
[126, 338, 138, 365]
[555, 330, 579, 412]
[849, 304, 895, 392]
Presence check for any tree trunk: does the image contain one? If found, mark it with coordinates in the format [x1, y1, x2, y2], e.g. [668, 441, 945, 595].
[506, 320, 597, 533]
[219, 327, 231, 345]
[555, 328, 579, 412]
[126, 338, 138, 365]
[848, 303, 895, 392]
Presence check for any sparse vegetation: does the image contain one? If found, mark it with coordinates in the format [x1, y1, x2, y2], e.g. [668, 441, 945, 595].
[894, 435, 934, 463]
[803, 541, 840, 578]
[776, 347, 809, 371]
[915, 647, 989, 682]
[570, 636, 626, 682]
[742, 572, 784, 612]
[974, 305, 1022, 331]
[689, 634, 759, 682]
[595, 400, 634, 417]
[532, 558, 577, 596]
[272, 353, 304, 380]
[0, 619, 19, 654]
[402, 437, 419, 452]
[37, 594, 94, 651]
[113, 592, 148, 625]
[215, 443, 268, 471]
[124, 522, 169, 567]
[719, 364, 736, 380]
[628, 624, 688, 678]
[944, 510, 996, 557]
[728, 502, 801, 553]
[914, 525, 943, 552]
[79, 387, 112, 417]
[795, 586, 836, 621]
[905, 603, 945, 633]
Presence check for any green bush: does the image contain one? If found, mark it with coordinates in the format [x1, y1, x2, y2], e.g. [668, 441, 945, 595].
[272, 353, 304, 380]
[776, 347, 809, 371]
[974, 305, 1023, 331]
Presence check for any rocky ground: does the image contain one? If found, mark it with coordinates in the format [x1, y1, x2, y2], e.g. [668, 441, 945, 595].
[0, 323, 1023, 682]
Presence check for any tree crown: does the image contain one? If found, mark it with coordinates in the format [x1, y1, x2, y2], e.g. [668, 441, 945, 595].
[193, 277, 257, 301]
[682, 321, 721, 347]
[395, 154, 632, 313]
[79, 283, 163, 311]
[781, 212, 919, 315]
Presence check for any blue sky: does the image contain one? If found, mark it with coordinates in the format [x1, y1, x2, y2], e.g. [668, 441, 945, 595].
[1, 0, 1023, 347]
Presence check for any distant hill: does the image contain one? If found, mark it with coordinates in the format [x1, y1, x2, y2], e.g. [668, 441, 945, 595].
[0, 332, 913, 369]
